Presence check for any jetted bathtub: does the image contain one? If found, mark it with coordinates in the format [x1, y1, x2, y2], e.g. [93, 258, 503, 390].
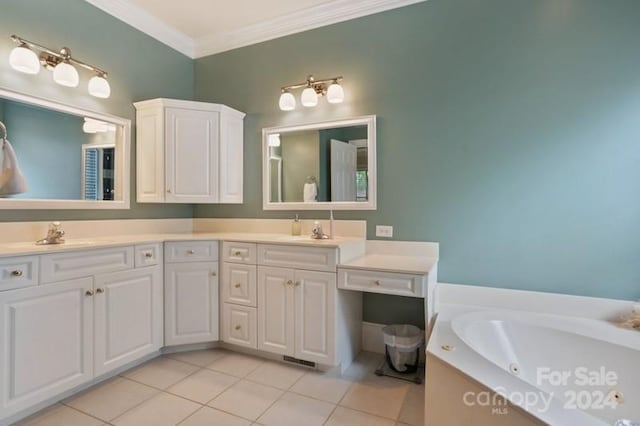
[427, 306, 640, 425]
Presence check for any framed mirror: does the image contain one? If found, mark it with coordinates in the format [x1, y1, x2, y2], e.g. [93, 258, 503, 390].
[0, 87, 130, 209]
[262, 115, 376, 210]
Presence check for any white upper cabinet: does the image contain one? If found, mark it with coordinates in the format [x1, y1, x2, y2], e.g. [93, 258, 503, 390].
[134, 98, 245, 204]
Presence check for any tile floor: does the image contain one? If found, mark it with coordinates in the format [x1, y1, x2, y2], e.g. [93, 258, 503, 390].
[16, 350, 424, 426]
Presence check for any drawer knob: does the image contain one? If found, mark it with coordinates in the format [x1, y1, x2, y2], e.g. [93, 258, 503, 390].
[374, 280, 381, 286]
[96, 288, 105, 294]
[234, 283, 241, 288]
[286, 280, 293, 286]
[167, 189, 172, 193]
[234, 325, 241, 330]
[211, 272, 217, 277]
[234, 250, 242, 256]
[145, 252, 153, 258]
[10, 270, 23, 277]
[187, 249, 195, 255]
[294, 281, 300, 287]
[85, 290, 94, 296]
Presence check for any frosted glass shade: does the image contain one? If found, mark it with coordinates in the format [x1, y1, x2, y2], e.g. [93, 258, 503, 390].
[301, 87, 318, 107]
[326, 82, 344, 104]
[9, 46, 40, 74]
[88, 75, 111, 98]
[268, 134, 281, 147]
[278, 92, 296, 111]
[53, 62, 79, 87]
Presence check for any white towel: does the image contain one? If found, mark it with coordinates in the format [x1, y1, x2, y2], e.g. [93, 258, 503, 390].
[0, 139, 28, 196]
[303, 182, 317, 202]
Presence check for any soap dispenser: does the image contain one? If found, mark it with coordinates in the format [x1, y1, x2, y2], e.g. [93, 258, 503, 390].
[291, 214, 301, 236]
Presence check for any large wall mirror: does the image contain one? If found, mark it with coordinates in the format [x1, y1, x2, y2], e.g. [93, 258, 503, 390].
[262, 115, 376, 210]
[0, 87, 130, 209]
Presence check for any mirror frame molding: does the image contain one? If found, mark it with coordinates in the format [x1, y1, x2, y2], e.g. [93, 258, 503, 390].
[0, 86, 130, 210]
[262, 115, 376, 211]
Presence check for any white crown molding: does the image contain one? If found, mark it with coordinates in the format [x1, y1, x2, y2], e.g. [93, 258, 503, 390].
[85, 0, 426, 59]
[193, 0, 427, 58]
[85, 0, 195, 57]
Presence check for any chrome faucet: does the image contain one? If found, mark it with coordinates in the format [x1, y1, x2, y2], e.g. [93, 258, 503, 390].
[36, 221, 65, 245]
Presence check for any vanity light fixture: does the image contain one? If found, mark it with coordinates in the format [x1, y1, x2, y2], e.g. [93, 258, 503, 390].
[278, 75, 344, 111]
[9, 35, 111, 99]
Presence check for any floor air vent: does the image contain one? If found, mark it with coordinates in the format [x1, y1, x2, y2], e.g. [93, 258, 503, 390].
[283, 355, 316, 368]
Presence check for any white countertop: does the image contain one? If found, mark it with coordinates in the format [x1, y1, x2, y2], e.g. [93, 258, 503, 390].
[338, 253, 438, 275]
[0, 232, 364, 258]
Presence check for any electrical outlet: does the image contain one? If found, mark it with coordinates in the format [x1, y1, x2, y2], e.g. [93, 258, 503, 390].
[376, 225, 393, 238]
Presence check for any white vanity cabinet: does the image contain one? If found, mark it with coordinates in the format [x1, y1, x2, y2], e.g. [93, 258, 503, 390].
[164, 241, 219, 346]
[134, 98, 245, 204]
[0, 244, 163, 421]
[254, 244, 359, 367]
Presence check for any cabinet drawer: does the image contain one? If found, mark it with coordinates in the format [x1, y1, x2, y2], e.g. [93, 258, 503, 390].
[41, 247, 134, 284]
[135, 244, 161, 268]
[0, 256, 39, 291]
[165, 241, 218, 263]
[337, 268, 426, 298]
[257, 244, 337, 272]
[222, 263, 257, 307]
[222, 241, 256, 264]
[222, 303, 257, 349]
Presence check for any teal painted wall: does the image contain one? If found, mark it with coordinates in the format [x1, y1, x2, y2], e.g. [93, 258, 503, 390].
[194, 0, 640, 326]
[0, 0, 194, 220]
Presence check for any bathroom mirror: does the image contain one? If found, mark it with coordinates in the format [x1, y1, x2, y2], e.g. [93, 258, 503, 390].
[262, 115, 376, 210]
[0, 87, 130, 209]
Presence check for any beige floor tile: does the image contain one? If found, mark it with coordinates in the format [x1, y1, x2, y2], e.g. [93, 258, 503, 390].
[64, 377, 158, 421]
[257, 392, 334, 426]
[325, 406, 395, 426]
[168, 368, 239, 404]
[165, 349, 227, 367]
[208, 379, 283, 421]
[17, 404, 104, 426]
[343, 352, 384, 380]
[179, 406, 251, 426]
[397, 385, 425, 426]
[245, 361, 305, 390]
[122, 357, 199, 389]
[340, 375, 409, 419]
[289, 371, 352, 403]
[112, 392, 200, 426]
[206, 352, 265, 377]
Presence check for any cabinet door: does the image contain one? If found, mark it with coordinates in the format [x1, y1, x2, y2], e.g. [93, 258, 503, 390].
[94, 266, 163, 376]
[294, 270, 336, 365]
[222, 303, 257, 349]
[165, 262, 219, 346]
[222, 263, 257, 306]
[136, 106, 165, 202]
[0, 278, 93, 419]
[219, 112, 244, 203]
[165, 108, 220, 203]
[257, 266, 294, 356]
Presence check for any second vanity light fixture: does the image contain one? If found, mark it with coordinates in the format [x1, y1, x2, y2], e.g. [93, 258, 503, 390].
[278, 75, 344, 111]
[9, 35, 111, 99]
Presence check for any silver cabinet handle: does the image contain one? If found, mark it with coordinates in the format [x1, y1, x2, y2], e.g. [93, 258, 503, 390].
[187, 249, 195, 255]
[286, 280, 293, 286]
[10, 270, 23, 277]
[234, 250, 242, 256]
[294, 281, 300, 287]
[167, 189, 172, 193]
[234, 325, 241, 330]
[96, 288, 105, 294]
[85, 290, 94, 296]
[145, 252, 153, 258]
[234, 283, 241, 288]
[374, 280, 381, 286]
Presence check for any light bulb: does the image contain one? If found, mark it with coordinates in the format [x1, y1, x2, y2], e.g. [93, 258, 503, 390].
[278, 91, 295, 111]
[53, 61, 79, 87]
[88, 75, 111, 98]
[9, 45, 40, 75]
[326, 82, 344, 104]
[301, 87, 318, 107]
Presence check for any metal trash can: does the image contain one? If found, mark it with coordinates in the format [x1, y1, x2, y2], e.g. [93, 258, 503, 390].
[382, 324, 423, 373]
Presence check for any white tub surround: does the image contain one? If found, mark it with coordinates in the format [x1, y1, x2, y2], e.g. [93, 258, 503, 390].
[337, 240, 439, 325]
[427, 284, 640, 426]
